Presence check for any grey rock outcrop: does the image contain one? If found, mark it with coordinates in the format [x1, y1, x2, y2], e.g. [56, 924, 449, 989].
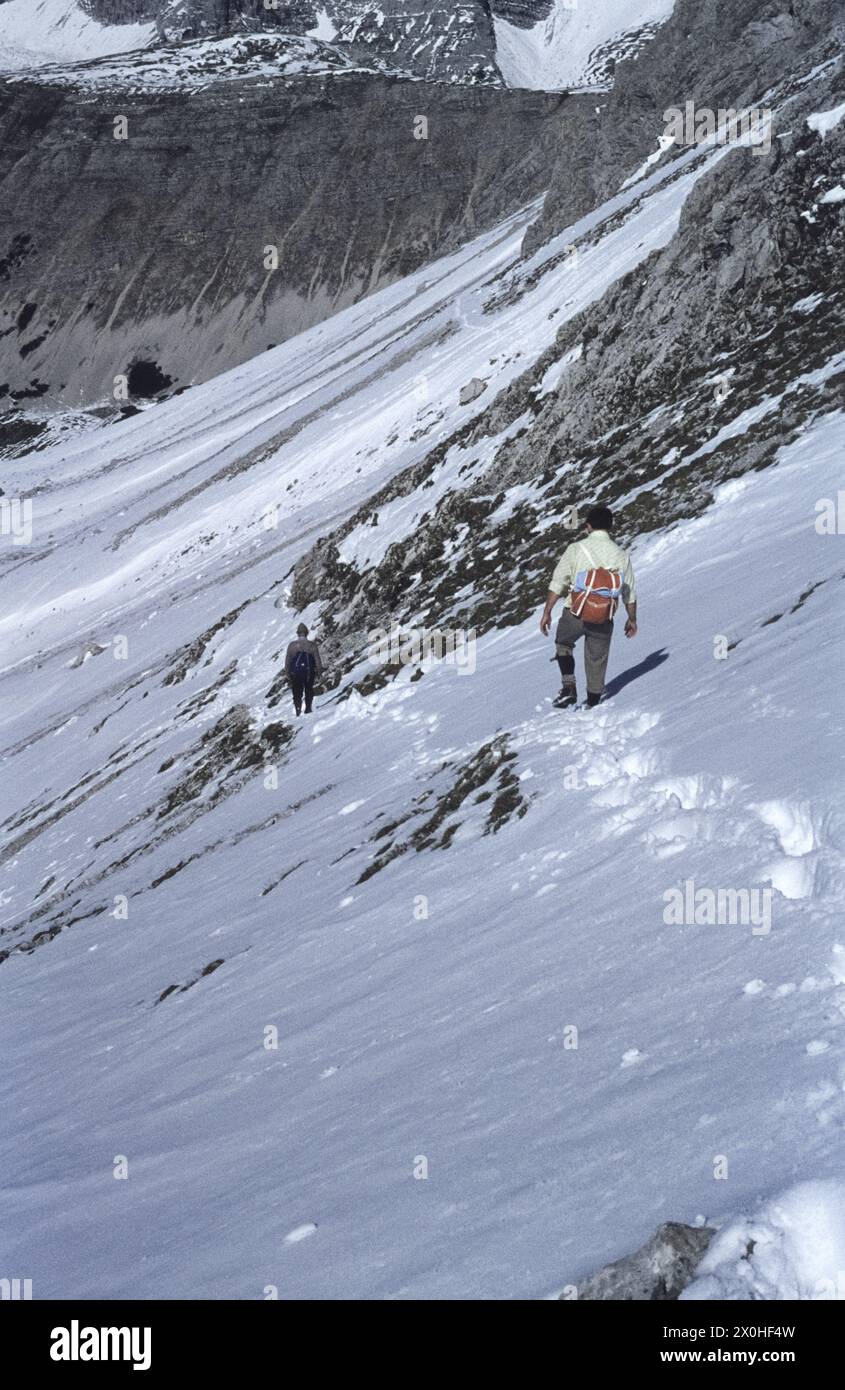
[562, 1223, 716, 1300]
[459, 377, 488, 405]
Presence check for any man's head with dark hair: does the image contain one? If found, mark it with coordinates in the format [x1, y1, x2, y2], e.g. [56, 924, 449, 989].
[297, 622, 309, 636]
[585, 505, 614, 533]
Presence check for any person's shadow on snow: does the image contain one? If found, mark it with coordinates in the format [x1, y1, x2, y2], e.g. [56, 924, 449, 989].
[603, 648, 669, 701]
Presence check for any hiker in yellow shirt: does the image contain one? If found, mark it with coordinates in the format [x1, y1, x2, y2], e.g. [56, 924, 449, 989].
[540, 506, 637, 709]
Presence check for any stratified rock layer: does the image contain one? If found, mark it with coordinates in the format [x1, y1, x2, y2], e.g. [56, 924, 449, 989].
[0, 68, 578, 404]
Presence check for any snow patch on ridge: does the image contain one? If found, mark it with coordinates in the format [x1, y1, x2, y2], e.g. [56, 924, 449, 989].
[306, 9, 338, 43]
[493, 0, 675, 92]
[808, 100, 845, 140]
[0, 0, 156, 72]
[4, 32, 381, 91]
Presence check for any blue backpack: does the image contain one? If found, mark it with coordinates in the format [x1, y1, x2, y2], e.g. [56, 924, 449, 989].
[290, 649, 315, 680]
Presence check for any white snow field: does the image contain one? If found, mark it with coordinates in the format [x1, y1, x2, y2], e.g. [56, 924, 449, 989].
[0, 0, 156, 72]
[493, 0, 675, 92]
[683, 1180, 845, 1301]
[1, 122, 844, 1300]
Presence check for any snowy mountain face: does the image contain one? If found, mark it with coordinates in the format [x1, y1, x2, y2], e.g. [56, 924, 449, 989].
[0, 62, 576, 426]
[79, 0, 504, 84]
[1, 0, 676, 88]
[2, 0, 845, 1295]
[0, 0, 501, 85]
[0, 3, 692, 431]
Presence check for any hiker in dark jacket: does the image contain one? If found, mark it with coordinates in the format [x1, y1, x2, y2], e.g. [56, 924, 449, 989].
[285, 623, 323, 716]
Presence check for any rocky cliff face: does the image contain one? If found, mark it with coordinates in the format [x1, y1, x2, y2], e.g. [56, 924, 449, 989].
[79, 0, 160, 19]
[525, 0, 845, 252]
[490, 1, 554, 23]
[0, 63, 577, 410]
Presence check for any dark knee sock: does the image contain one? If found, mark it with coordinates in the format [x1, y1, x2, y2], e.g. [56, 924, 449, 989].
[557, 652, 575, 685]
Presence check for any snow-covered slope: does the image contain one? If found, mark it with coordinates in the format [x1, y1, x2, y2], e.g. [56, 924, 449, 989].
[0, 0, 156, 71]
[2, 76, 844, 1298]
[493, 0, 675, 91]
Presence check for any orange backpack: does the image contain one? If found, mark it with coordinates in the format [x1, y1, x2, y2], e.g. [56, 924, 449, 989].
[569, 546, 623, 624]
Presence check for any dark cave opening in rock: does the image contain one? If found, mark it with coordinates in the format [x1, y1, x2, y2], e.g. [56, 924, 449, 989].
[127, 359, 174, 398]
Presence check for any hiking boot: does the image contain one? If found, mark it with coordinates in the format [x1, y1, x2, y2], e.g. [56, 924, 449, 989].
[586, 691, 603, 708]
[553, 685, 578, 709]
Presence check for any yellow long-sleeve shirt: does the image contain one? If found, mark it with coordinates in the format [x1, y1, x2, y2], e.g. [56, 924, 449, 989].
[549, 530, 637, 605]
